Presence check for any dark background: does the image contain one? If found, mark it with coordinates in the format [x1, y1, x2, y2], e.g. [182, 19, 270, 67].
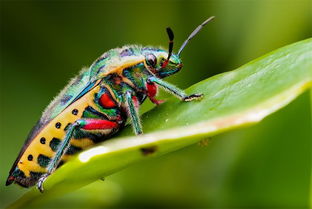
[0, 0, 311, 208]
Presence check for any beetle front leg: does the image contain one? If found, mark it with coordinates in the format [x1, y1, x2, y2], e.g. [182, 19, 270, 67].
[146, 80, 165, 105]
[147, 77, 203, 102]
[124, 90, 143, 135]
[37, 118, 118, 193]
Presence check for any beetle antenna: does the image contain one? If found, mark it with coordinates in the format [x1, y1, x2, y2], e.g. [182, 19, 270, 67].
[177, 16, 215, 56]
[162, 27, 174, 68]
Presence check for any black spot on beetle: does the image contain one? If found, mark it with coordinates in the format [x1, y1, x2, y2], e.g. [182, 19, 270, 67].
[30, 171, 43, 180]
[50, 137, 61, 152]
[72, 109, 78, 115]
[40, 137, 46, 144]
[140, 146, 158, 156]
[66, 145, 82, 155]
[37, 154, 51, 168]
[55, 122, 61, 129]
[27, 155, 33, 161]
[49, 137, 82, 155]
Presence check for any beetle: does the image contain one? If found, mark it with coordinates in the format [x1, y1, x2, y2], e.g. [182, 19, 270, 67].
[6, 16, 215, 192]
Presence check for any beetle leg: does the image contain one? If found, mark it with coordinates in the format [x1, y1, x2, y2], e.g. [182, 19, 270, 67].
[147, 77, 203, 101]
[149, 97, 165, 105]
[124, 91, 143, 135]
[37, 119, 118, 192]
[146, 80, 165, 105]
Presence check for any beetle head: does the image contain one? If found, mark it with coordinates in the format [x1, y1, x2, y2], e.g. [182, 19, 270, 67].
[143, 17, 214, 78]
[143, 49, 182, 78]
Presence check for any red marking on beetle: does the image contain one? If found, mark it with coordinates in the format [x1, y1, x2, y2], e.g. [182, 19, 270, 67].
[115, 115, 123, 122]
[8, 176, 14, 181]
[82, 119, 118, 130]
[147, 82, 157, 98]
[6, 176, 14, 186]
[150, 97, 164, 105]
[146, 82, 164, 105]
[161, 60, 169, 68]
[99, 92, 116, 108]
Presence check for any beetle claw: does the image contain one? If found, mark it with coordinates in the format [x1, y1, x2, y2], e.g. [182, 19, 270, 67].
[37, 173, 50, 193]
[183, 93, 203, 102]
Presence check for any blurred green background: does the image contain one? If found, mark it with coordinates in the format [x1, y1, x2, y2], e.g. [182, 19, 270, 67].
[0, 0, 311, 208]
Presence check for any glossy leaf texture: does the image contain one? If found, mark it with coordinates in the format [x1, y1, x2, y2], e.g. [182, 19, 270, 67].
[7, 38, 312, 209]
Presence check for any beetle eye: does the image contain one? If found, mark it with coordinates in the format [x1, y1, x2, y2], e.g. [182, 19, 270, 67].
[145, 54, 157, 68]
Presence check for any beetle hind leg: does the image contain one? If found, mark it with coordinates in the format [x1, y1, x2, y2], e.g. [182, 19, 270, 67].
[37, 118, 119, 192]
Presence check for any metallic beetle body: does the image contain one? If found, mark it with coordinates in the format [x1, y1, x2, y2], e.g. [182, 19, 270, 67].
[6, 46, 183, 187]
[6, 17, 214, 190]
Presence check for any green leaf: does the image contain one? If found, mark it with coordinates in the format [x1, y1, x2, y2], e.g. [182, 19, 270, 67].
[310, 89, 312, 208]
[7, 39, 312, 209]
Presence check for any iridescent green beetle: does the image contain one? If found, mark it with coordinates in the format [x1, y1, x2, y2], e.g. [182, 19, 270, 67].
[6, 17, 215, 192]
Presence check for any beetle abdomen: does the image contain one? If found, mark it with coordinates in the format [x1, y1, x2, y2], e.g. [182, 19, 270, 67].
[7, 85, 125, 187]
